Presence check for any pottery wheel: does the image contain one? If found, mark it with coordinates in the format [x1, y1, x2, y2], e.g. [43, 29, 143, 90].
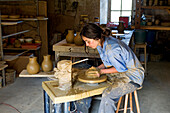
[77, 69, 107, 84]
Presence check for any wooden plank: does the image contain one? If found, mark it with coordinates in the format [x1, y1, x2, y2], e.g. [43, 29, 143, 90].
[42, 81, 109, 104]
[2, 29, 32, 39]
[0, 61, 6, 64]
[131, 25, 170, 30]
[19, 69, 55, 77]
[0, 64, 8, 71]
[4, 55, 19, 61]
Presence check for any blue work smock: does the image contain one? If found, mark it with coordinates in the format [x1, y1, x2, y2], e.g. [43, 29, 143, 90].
[97, 37, 144, 86]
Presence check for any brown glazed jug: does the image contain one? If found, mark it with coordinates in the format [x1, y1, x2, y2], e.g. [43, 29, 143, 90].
[74, 32, 84, 46]
[117, 21, 125, 34]
[41, 55, 53, 72]
[66, 30, 74, 44]
[26, 57, 40, 74]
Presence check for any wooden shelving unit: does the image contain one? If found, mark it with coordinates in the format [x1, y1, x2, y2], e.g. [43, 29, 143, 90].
[0, 0, 48, 87]
[134, 0, 170, 30]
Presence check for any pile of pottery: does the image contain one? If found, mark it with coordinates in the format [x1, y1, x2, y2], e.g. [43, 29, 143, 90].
[26, 55, 53, 74]
[66, 30, 84, 46]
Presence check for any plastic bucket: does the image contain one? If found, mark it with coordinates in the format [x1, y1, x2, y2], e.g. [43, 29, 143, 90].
[134, 29, 147, 44]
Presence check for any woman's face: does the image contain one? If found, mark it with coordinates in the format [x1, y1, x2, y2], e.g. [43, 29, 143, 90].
[82, 36, 100, 49]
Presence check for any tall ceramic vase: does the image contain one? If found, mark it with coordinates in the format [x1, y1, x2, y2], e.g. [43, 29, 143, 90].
[26, 57, 40, 74]
[117, 22, 125, 34]
[41, 55, 53, 72]
[66, 30, 74, 44]
[74, 32, 84, 46]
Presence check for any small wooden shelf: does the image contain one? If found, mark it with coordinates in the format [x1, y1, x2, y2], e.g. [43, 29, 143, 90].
[0, 64, 8, 71]
[131, 26, 170, 30]
[2, 29, 35, 39]
[1, 17, 48, 21]
[4, 46, 40, 51]
[141, 6, 170, 10]
[4, 55, 19, 61]
[19, 70, 55, 77]
[1, 21, 23, 25]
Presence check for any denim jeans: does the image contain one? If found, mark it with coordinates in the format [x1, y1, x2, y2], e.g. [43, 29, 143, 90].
[98, 82, 139, 113]
[73, 82, 139, 113]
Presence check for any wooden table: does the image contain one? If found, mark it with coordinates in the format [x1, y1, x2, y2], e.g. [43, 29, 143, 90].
[42, 80, 110, 113]
[53, 30, 134, 62]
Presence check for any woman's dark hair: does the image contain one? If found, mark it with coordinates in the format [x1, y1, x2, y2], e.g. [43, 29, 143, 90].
[80, 23, 111, 53]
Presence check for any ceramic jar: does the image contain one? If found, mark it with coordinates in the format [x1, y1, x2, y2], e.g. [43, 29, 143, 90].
[66, 30, 74, 44]
[117, 22, 124, 34]
[26, 57, 40, 74]
[41, 55, 53, 72]
[74, 32, 84, 46]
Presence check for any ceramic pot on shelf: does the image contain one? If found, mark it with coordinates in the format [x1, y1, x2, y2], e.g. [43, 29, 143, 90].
[74, 32, 84, 46]
[66, 30, 74, 44]
[117, 21, 125, 34]
[41, 55, 53, 72]
[26, 57, 40, 74]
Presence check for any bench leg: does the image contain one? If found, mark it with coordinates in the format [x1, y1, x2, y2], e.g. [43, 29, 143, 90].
[44, 90, 50, 113]
[64, 102, 70, 113]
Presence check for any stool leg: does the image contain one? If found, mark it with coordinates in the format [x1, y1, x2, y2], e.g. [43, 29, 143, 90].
[134, 90, 140, 113]
[134, 46, 136, 54]
[130, 93, 133, 112]
[124, 94, 129, 113]
[116, 96, 122, 113]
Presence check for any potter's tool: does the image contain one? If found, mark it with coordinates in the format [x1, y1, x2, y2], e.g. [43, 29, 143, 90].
[72, 58, 89, 65]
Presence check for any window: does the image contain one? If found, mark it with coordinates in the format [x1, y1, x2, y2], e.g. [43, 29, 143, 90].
[111, 0, 132, 22]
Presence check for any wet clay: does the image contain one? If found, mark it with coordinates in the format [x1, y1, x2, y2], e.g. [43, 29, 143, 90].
[53, 60, 72, 90]
[78, 69, 107, 84]
[85, 66, 99, 78]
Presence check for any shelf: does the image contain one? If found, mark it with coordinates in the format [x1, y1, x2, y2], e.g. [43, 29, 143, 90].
[0, 64, 8, 71]
[4, 55, 19, 61]
[131, 26, 170, 30]
[19, 70, 55, 78]
[2, 29, 34, 39]
[1, 21, 23, 25]
[1, 17, 48, 21]
[141, 6, 170, 10]
[4, 46, 41, 50]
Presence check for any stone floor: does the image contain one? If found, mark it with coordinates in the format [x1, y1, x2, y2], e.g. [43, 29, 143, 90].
[0, 61, 170, 113]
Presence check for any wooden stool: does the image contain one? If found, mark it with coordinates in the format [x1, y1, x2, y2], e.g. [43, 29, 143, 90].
[134, 43, 147, 74]
[116, 87, 142, 113]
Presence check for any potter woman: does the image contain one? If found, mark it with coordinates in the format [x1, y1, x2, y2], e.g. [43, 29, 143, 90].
[77, 23, 144, 113]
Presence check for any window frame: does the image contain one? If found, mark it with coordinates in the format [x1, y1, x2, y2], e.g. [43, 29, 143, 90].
[108, 0, 134, 23]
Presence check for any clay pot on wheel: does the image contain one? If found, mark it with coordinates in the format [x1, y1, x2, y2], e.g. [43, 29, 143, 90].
[41, 55, 53, 72]
[26, 57, 40, 74]
[66, 30, 74, 44]
[74, 32, 84, 46]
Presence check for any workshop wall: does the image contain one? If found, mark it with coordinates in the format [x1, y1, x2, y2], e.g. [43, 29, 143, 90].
[47, 0, 100, 41]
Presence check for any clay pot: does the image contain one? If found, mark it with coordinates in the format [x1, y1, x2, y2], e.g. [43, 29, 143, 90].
[66, 30, 74, 44]
[26, 57, 40, 74]
[117, 22, 124, 34]
[41, 55, 53, 72]
[74, 32, 84, 46]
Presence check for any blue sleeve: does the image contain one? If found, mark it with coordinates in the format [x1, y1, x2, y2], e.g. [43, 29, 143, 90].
[107, 46, 128, 72]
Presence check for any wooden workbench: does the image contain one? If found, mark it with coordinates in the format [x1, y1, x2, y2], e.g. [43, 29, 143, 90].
[42, 80, 109, 104]
[53, 30, 134, 62]
[42, 80, 110, 113]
